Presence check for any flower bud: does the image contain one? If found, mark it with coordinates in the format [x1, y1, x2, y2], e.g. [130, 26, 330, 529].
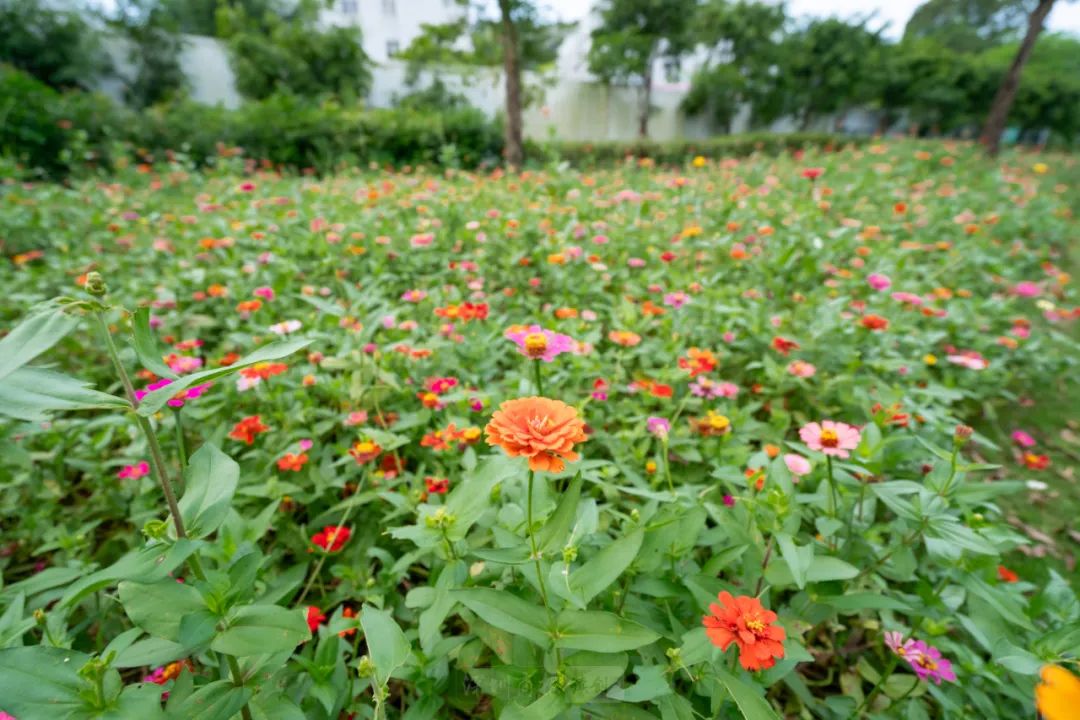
[954, 425, 973, 445]
[84, 271, 108, 297]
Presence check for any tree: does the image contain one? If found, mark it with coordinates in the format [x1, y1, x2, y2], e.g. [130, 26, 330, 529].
[105, 0, 188, 109]
[227, 1, 372, 101]
[587, 0, 698, 138]
[0, 0, 110, 91]
[904, 0, 1031, 52]
[978, 0, 1056, 155]
[763, 17, 885, 130]
[682, 0, 787, 132]
[398, 1, 570, 167]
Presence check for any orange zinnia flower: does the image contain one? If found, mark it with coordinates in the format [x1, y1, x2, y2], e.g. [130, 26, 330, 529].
[703, 591, 786, 671]
[678, 347, 718, 377]
[608, 330, 642, 347]
[485, 397, 587, 473]
[229, 415, 269, 444]
[1037, 665, 1080, 720]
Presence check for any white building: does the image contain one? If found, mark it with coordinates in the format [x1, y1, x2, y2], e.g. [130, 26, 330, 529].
[320, 0, 466, 63]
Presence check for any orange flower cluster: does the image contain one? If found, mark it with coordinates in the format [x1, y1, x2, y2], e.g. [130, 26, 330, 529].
[678, 348, 718, 377]
[229, 415, 269, 444]
[240, 362, 289, 382]
[703, 592, 786, 671]
[608, 330, 642, 347]
[629, 378, 673, 399]
[421, 423, 481, 451]
[485, 397, 588, 473]
[434, 302, 489, 322]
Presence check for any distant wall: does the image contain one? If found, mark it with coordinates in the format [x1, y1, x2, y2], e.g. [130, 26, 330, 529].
[97, 34, 874, 141]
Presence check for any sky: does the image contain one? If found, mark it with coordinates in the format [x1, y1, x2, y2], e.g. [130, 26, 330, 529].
[543, 0, 1080, 39]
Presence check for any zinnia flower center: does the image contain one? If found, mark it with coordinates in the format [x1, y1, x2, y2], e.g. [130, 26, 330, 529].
[355, 442, 375, 453]
[524, 333, 548, 357]
[528, 415, 552, 431]
[819, 428, 839, 447]
[708, 413, 730, 430]
[745, 617, 766, 634]
[917, 656, 938, 671]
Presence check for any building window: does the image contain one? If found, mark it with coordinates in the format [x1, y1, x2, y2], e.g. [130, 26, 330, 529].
[386, 40, 400, 56]
[382, 0, 396, 16]
[340, 0, 357, 14]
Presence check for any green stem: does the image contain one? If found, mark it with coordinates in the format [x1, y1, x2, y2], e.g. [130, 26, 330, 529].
[173, 408, 188, 473]
[532, 359, 545, 396]
[825, 455, 839, 519]
[225, 655, 253, 720]
[525, 470, 561, 667]
[95, 311, 200, 577]
[939, 445, 960, 497]
[661, 437, 674, 494]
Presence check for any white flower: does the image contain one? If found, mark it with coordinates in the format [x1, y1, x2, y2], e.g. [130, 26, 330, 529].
[236, 375, 261, 392]
[1025, 480, 1048, 491]
[270, 320, 302, 335]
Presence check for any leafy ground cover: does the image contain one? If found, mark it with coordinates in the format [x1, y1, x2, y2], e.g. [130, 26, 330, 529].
[0, 141, 1078, 719]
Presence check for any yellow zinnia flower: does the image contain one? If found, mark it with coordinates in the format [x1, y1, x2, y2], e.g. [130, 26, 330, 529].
[1036, 665, 1080, 720]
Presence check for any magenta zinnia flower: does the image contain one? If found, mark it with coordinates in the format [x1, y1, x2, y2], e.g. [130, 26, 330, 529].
[646, 416, 671, 438]
[799, 420, 861, 459]
[117, 461, 150, 480]
[907, 641, 957, 684]
[135, 379, 213, 408]
[505, 325, 575, 362]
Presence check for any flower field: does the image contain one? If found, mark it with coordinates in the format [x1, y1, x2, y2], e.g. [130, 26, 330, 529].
[1, 142, 1079, 719]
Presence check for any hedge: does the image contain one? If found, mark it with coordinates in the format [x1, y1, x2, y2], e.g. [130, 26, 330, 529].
[1, 65, 855, 179]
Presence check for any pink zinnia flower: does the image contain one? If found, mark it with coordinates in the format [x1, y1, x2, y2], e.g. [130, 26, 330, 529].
[891, 291, 923, 305]
[799, 420, 861, 459]
[401, 289, 427, 302]
[907, 641, 957, 684]
[867, 273, 892, 291]
[628, 258, 646, 268]
[344, 410, 369, 427]
[663, 292, 689, 308]
[117, 461, 150, 480]
[1011, 430, 1036, 448]
[647, 416, 671, 438]
[946, 353, 988, 370]
[1013, 281, 1040, 297]
[786, 360, 816, 378]
[505, 325, 575, 363]
[134, 379, 212, 408]
[410, 233, 434, 248]
[253, 286, 275, 300]
[783, 454, 811, 478]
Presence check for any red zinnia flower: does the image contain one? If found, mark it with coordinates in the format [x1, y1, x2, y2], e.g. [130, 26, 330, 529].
[771, 337, 800, 356]
[678, 347, 719, 377]
[703, 591, 786, 671]
[229, 415, 269, 444]
[425, 476, 449, 494]
[860, 314, 889, 331]
[997, 565, 1019, 583]
[306, 606, 326, 633]
[311, 525, 351, 552]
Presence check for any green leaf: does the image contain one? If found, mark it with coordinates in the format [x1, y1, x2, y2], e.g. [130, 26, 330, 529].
[0, 367, 128, 421]
[211, 604, 310, 656]
[0, 646, 89, 716]
[765, 555, 858, 587]
[60, 540, 201, 607]
[131, 306, 178, 380]
[561, 530, 643, 608]
[165, 679, 253, 720]
[538, 472, 583, 555]
[501, 689, 569, 720]
[555, 610, 659, 652]
[118, 579, 206, 640]
[137, 337, 312, 415]
[469, 546, 533, 565]
[713, 666, 782, 720]
[178, 443, 239, 539]
[250, 692, 307, 720]
[0, 303, 81, 382]
[360, 604, 412, 686]
[607, 663, 671, 702]
[452, 588, 551, 648]
[562, 651, 628, 703]
[775, 533, 813, 590]
[818, 593, 914, 614]
[114, 637, 188, 668]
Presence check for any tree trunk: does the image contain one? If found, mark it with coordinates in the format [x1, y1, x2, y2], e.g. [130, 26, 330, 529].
[498, 0, 523, 167]
[979, 0, 1055, 157]
[638, 55, 653, 138]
